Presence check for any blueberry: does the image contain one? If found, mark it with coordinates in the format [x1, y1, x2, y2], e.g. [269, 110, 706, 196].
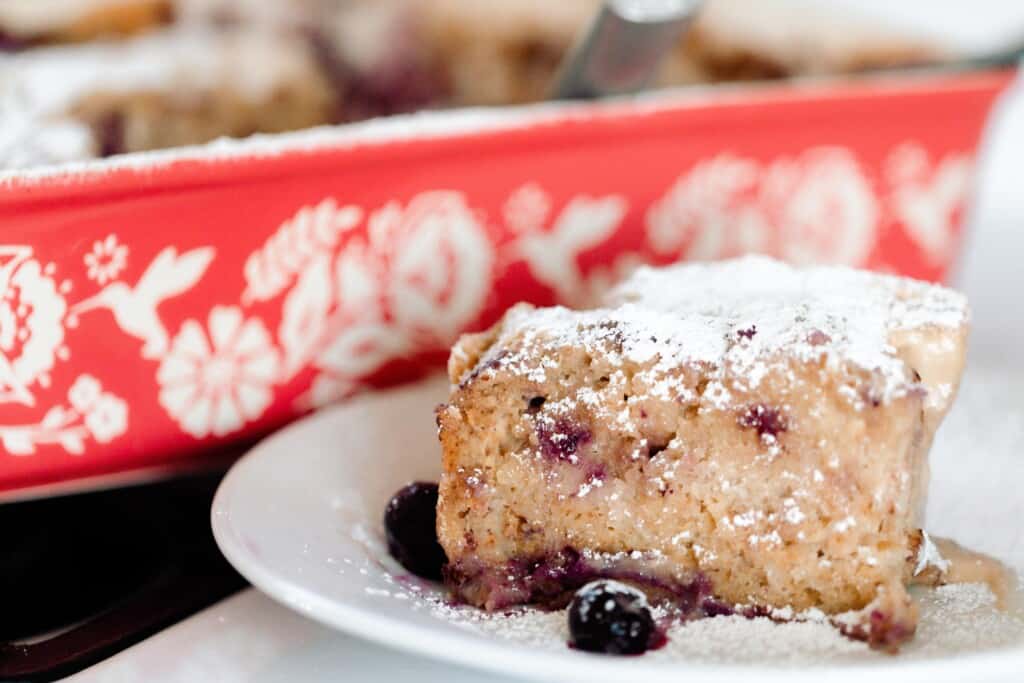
[737, 325, 758, 340]
[536, 419, 591, 463]
[567, 580, 661, 655]
[737, 403, 788, 440]
[384, 482, 447, 580]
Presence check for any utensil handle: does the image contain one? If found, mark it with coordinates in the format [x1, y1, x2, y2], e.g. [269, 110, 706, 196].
[553, 0, 701, 100]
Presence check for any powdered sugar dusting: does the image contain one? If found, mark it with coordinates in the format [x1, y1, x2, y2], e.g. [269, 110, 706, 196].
[371, 578, 1023, 664]
[426, 599, 570, 651]
[915, 530, 952, 576]
[910, 583, 1024, 655]
[468, 256, 966, 414]
[654, 613, 868, 663]
[608, 258, 967, 408]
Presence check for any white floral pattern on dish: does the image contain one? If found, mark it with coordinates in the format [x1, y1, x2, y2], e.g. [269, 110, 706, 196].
[0, 246, 68, 406]
[84, 393, 129, 443]
[68, 373, 102, 413]
[646, 148, 879, 266]
[0, 373, 127, 455]
[886, 143, 972, 267]
[84, 234, 128, 285]
[768, 148, 878, 266]
[158, 306, 281, 438]
[508, 189, 629, 308]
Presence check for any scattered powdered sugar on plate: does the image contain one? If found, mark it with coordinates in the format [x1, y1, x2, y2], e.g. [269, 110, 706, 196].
[364, 574, 1023, 665]
[909, 583, 1024, 656]
[651, 583, 1024, 664]
[652, 613, 867, 663]
[427, 601, 571, 651]
[356, 512, 1022, 665]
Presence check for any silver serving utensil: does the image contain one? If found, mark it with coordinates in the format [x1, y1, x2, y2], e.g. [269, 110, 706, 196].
[553, 0, 704, 100]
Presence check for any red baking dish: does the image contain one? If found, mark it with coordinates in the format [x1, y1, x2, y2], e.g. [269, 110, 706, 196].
[0, 68, 1013, 500]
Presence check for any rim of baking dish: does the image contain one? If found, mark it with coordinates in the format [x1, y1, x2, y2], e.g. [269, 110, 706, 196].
[0, 68, 1014, 201]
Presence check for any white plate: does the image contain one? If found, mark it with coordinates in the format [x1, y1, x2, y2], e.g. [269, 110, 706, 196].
[212, 372, 1024, 683]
